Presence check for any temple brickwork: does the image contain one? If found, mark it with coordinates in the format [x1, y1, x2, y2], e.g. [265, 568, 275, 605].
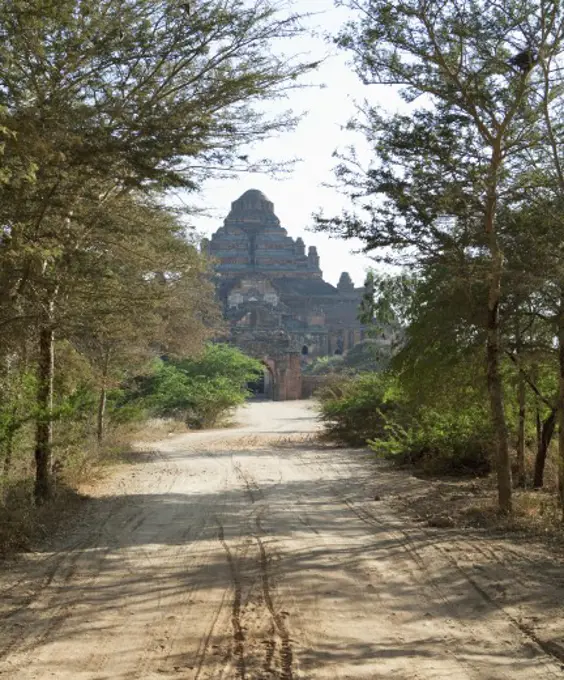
[204, 189, 366, 397]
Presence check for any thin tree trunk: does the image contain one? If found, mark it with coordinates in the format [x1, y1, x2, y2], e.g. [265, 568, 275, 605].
[486, 302, 512, 512]
[484, 143, 512, 513]
[516, 374, 526, 487]
[3, 421, 16, 479]
[96, 350, 110, 444]
[533, 408, 556, 488]
[514, 322, 526, 488]
[536, 407, 542, 459]
[97, 386, 107, 444]
[34, 322, 55, 504]
[558, 302, 564, 518]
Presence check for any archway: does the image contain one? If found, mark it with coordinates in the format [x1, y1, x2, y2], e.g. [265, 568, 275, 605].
[261, 354, 301, 401]
[247, 360, 275, 399]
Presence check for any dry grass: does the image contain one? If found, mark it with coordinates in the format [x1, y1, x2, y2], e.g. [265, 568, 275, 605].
[0, 418, 189, 559]
[0, 481, 87, 557]
[388, 447, 564, 546]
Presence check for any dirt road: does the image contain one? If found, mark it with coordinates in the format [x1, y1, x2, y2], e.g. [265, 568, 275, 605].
[1, 401, 564, 679]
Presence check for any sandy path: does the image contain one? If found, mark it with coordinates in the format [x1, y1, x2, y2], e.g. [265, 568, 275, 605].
[1, 400, 563, 679]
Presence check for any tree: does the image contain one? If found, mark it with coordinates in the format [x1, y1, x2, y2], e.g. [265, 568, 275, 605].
[69, 196, 220, 443]
[320, 0, 564, 513]
[130, 344, 262, 428]
[0, 0, 316, 502]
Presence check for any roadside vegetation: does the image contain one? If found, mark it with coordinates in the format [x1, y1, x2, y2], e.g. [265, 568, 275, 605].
[0, 341, 260, 555]
[118, 344, 262, 430]
[315, 1, 564, 522]
[0, 0, 313, 554]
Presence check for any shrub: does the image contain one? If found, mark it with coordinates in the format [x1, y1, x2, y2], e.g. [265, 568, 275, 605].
[369, 406, 492, 476]
[304, 339, 391, 377]
[304, 355, 346, 375]
[131, 344, 262, 429]
[318, 372, 492, 475]
[317, 373, 407, 446]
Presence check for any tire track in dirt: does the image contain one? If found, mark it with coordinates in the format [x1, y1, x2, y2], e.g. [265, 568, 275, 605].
[129, 453, 231, 679]
[338, 488, 563, 678]
[234, 461, 264, 505]
[128, 522, 220, 679]
[0, 454, 183, 677]
[430, 539, 564, 670]
[255, 516, 294, 680]
[193, 587, 230, 680]
[332, 490, 491, 679]
[218, 522, 247, 680]
[0, 504, 123, 664]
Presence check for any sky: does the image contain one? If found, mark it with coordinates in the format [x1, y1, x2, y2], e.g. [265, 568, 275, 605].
[184, 0, 403, 287]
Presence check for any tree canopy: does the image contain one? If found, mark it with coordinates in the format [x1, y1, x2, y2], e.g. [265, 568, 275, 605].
[316, 0, 564, 514]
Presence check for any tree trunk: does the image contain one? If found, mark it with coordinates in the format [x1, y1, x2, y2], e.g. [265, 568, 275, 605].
[97, 385, 107, 444]
[96, 350, 110, 444]
[486, 303, 512, 512]
[558, 304, 564, 518]
[484, 143, 512, 513]
[3, 422, 16, 479]
[34, 323, 55, 504]
[536, 405, 542, 461]
[515, 374, 526, 487]
[533, 408, 556, 488]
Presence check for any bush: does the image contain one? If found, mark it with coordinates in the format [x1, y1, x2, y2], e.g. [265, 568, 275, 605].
[369, 406, 492, 476]
[304, 339, 391, 377]
[305, 355, 346, 376]
[317, 373, 407, 446]
[317, 372, 492, 475]
[131, 344, 262, 429]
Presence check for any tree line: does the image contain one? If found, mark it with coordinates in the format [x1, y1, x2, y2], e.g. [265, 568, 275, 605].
[316, 0, 564, 516]
[0, 0, 312, 507]
[5, 0, 562, 524]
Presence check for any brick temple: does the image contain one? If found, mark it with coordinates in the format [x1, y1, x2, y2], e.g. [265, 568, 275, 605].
[203, 189, 366, 398]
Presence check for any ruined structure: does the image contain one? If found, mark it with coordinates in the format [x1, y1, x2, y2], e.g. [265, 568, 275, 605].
[203, 189, 365, 398]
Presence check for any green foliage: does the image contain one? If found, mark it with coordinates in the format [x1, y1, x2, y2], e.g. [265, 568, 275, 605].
[317, 373, 407, 446]
[0, 367, 37, 478]
[304, 355, 346, 376]
[107, 389, 147, 426]
[318, 368, 493, 476]
[304, 339, 390, 376]
[0, 0, 317, 505]
[318, 0, 564, 512]
[132, 344, 262, 429]
[343, 339, 391, 372]
[368, 405, 492, 477]
[174, 343, 263, 387]
[359, 270, 413, 332]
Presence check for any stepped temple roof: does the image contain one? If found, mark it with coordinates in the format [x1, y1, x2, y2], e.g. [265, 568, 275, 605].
[207, 189, 365, 361]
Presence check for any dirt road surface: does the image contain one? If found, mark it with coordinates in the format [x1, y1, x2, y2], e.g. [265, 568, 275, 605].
[1, 400, 564, 679]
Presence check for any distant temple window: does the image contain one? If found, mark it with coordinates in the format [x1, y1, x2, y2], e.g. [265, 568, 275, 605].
[301, 345, 309, 355]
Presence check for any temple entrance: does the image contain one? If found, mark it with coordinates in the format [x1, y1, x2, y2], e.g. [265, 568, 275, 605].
[247, 363, 274, 399]
[247, 371, 265, 396]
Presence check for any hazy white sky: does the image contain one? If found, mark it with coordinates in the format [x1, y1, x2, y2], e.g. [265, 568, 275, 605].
[186, 1, 402, 287]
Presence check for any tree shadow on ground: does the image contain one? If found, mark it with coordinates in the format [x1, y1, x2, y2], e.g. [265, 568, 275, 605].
[1, 441, 563, 678]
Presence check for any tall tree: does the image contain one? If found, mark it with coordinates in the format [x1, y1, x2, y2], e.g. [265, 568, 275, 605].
[0, 0, 316, 502]
[320, 0, 564, 513]
[68, 196, 220, 443]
